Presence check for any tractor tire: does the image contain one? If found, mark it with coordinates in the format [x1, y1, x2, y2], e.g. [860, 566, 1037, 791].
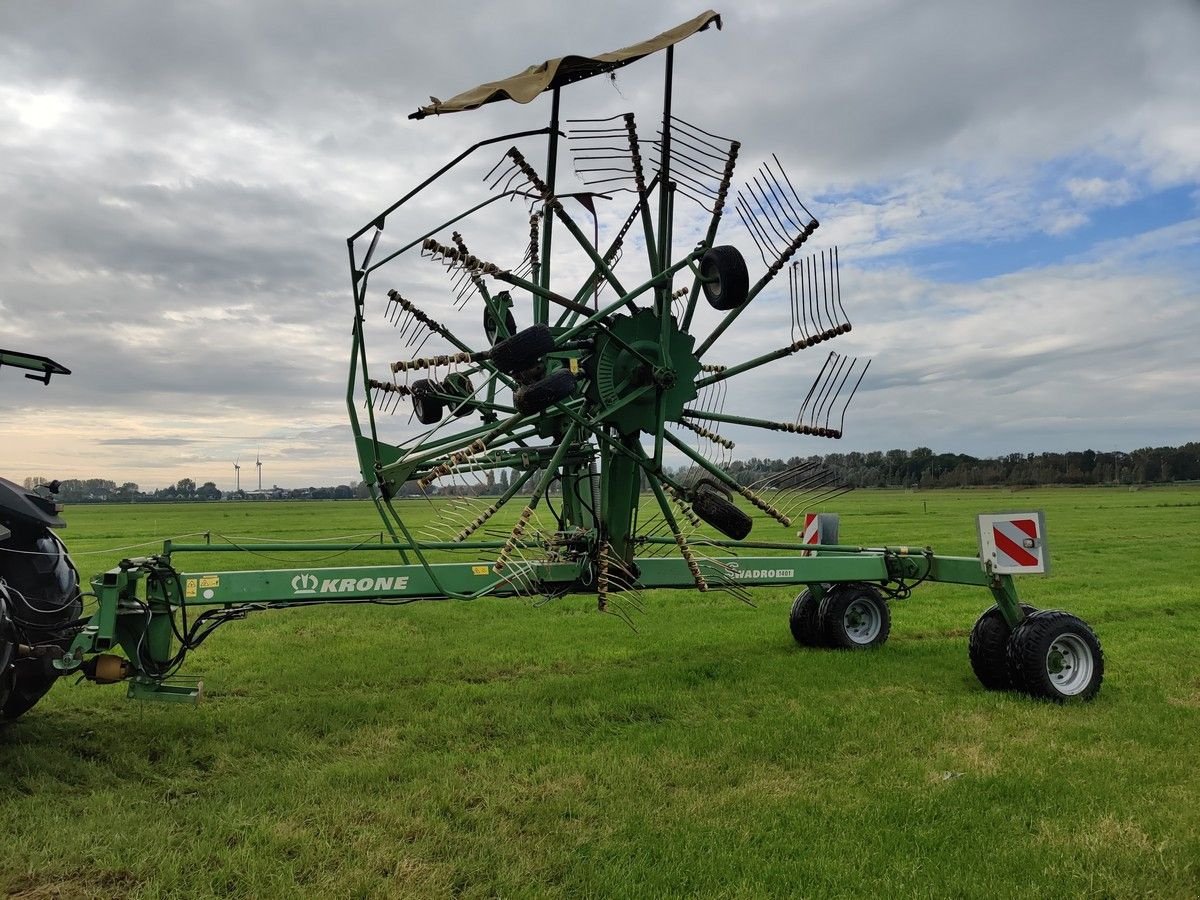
[691, 489, 752, 540]
[515, 369, 577, 416]
[700, 245, 750, 311]
[490, 324, 555, 375]
[441, 372, 475, 418]
[1006, 610, 1103, 702]
[789, 588, 827, 647]
[484, 303, 517, 345]
[818, 584, 890, 650]
[0, 528, 81, 721]
[411, 379, 444, 425]
[968, 603, 1038, 691]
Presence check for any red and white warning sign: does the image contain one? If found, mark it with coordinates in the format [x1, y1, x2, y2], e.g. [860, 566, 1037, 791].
[799, 513, 839, 556]
[976, 511, 1049, 575]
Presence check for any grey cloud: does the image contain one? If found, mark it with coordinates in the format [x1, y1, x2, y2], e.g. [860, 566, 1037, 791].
[2, 1, 1198, 487]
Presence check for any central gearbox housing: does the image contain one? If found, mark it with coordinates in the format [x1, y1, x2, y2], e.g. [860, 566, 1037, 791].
[586, 308, 702, 436]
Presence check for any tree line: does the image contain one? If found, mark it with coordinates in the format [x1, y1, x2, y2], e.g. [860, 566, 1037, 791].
[18, 476, 370, 503]
[18, 442, 1199, 502]
[717, 443, 1200, 489]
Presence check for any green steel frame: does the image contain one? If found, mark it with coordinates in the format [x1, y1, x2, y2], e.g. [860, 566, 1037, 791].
[56, 536, 1027, 703]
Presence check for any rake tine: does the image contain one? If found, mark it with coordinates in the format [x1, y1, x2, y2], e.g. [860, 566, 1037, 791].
[837, 358, 871, 435]
[834, 246, 850, 329]
[822, 355, 857, 431]
[771, 153, 816, 222]
[736, 189, 777, 257]
[789, 263, 800, 344]
[814, 353, 850, 430]
[411, 328, 436, 356]
[386, 292, 408, 326]
[761, 161, 804, 230]
[396, 310, 419, 343]
[735, 200, 773, 267]
[667, 123, 733, 160]
[746, 176, 794, 248]
[799, 255, 814, 338]
[809, 253, 826, 337]
[809, 353, 844, 429]
[757, 166, 803, 235]
[741, 181, 788, 251]
[661, 134, 726, 178]
[796, 352, 834, 425]
[822, 250, 837, 336]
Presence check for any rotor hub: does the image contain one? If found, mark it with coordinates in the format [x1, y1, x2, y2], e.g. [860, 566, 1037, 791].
[588, 308, 701, 436]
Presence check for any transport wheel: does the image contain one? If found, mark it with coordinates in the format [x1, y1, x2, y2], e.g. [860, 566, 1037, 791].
[490, 324, 554, 374]
[411, 379, 444, 425]
[483, 300, 517, 344]
[968, 603, 1037, 691]
[441, 372, 475, 418]
[691, 489, 752, 540]
[819, 584, 890, 649]
[1007, 610, 1103, 702]
[694, 476, 733, 500]
[0, 529, 81, 721]
[788, 588, 827, 647]
[515, 369, 577, 416]
[699, 245, 750, 310]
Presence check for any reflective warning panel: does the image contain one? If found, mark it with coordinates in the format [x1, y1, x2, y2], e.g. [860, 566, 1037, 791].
[977, 511, 1049, 575]
[798, 513, 839, 556]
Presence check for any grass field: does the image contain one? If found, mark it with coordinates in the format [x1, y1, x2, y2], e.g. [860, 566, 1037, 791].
[3, 487, 1199, 898]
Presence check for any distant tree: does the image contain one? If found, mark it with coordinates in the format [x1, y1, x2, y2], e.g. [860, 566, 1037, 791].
[196, 481, 222, 501]
[175, 477, 196, 497]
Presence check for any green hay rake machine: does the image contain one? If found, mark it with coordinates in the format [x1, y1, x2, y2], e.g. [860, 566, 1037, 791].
[2, 11, 1103, 720]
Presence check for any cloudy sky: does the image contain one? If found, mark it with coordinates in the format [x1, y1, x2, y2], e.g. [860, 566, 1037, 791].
[2, 0, 1198, 490]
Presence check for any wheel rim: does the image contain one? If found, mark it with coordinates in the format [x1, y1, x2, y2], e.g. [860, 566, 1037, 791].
[1045, 632, 1095, 695]
[843, 597, 882, 644]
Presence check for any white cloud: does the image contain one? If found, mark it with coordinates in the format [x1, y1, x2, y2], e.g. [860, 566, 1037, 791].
[1064, 177, 1136, 206]
[1043, 210, 1090, 236]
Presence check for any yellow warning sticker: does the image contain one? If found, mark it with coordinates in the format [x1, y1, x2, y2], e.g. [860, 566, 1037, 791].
[569, 357, 579, 374]
[472, 565, 490, 575]
[184, 579, 198, 598]
[199, 575, 220, 588]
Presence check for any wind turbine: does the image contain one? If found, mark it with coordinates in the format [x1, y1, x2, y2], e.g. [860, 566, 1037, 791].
[256, 451, 263, 491]
[233, 457, 241, 493]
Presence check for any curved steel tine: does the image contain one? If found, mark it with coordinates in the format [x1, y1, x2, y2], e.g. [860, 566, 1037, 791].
[837, 358, 871, 435]
[823, 356, 857, 430]
[834, 246, 850, 327]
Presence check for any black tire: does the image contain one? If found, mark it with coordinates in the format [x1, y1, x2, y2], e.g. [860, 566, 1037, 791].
[789, 589, 827, 647]
[483, 301, 517, 344]
[490, 324, 555, 375]
[441, 372, 475, 418]
[1007, 610, 1103, 702]
[514, 369, 577, 416]
[700, 245, 750, 311]
[819, 584, 891, 650]
[968, 603, 1038, 691]
[411, 378, 443, 425]
[1, 528, 81, 721]
[691, 489, 752, 540]
[3, 658, 66, 720]
[694, 476, 733, 500]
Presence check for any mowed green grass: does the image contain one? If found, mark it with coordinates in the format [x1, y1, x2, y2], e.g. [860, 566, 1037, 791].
[3, 487, 1199, 898]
